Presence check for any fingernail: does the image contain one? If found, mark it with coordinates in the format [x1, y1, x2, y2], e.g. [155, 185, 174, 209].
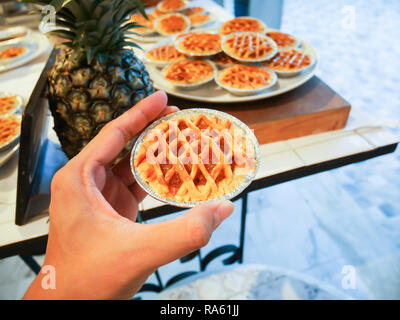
[213, 200, 234, 229]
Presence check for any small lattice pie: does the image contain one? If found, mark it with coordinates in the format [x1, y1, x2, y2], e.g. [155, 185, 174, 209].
[156, 13, 190, 36]
[211, 52, 239, 67]
[163, 59, 215, 85]
[220, 17, 265, 36]
[176, 33, 221, 55]
[0, 96, 19, 116]
[218, 65, 273, 90]
[263, 49, 311, 71]
[223, 33, 275, 61]
[266, 31, 297, 49]
[158, 0, 187, 13]
[0, 115, 20, 146]
[183, 7, 205, 16]
[130, 12, 155, 34]
[0, 46, 27, 61]
[146, 44, 187, 63]
[134, 112, 256, 202]
[189, 14, 211, 27]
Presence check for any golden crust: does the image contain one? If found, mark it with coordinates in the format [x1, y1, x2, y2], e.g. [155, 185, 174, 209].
[218, 65, 272, 89]
[134, 113, 255, 202]
[0, 115, 20, 145]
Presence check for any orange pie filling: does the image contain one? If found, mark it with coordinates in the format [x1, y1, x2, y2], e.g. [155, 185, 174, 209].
[0, 96, 18, 116]
[130, 13, 155, 34]
[158, 0, 186, 13]
[224, 33, 273, 60]
[0, 115, 20, 145]
[266, 31, 296, 48]
[218, 65, 273, 90]
[0, 46, 27, 60]
[134, 114, 256, 202]
[146, 44, 187, 62]
[157, 14, 189, 34]
[220, 17, 265, 35]
[189, 14, 210, 26]
[264, 49, 311, 71]
[177, 33, 221, 55]
[164, 60, 214, 85]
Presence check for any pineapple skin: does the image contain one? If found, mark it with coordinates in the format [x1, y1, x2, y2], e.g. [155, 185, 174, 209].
[48, 46, 156, 159]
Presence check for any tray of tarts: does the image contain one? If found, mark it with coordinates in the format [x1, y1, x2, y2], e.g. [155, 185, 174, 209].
[140, 16, 318, 103]
[131, 109, 260, 207]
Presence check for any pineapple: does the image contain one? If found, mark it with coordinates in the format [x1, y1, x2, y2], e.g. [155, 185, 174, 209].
[24, 0, 155, 159]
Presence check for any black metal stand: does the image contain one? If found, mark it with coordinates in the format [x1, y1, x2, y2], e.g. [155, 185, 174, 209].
[134, 192, 249, 299]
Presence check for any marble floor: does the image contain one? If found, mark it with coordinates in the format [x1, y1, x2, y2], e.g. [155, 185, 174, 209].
[1, 0, 400, 299]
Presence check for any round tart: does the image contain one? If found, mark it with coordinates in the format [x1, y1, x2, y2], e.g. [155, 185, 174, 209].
[210, 52, 239, 68]
[155, 13, 191, 36]
[163, 59, 216, 87]
[0, 94, 22, 117]
[216, 65, 277, 96]
[0, 114, 21, 150]
[175, 32, 222, 56]
[130, 12, 155, 35]
[157, 0, 187, 13]
[266, 31, 299, 50]
[131, 109, 259, 205]
[145, 43, 188, 67]
[219, 17, 267, 36]
[183, 7, 206, 16]
[222, 32, 278, 62]
[0, 45, 28, 63]
[188, 14, 211, 28]
[263, 49, 314, 75]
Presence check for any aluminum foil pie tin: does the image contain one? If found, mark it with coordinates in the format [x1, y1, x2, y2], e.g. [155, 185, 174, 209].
[130, 108, 260, 208]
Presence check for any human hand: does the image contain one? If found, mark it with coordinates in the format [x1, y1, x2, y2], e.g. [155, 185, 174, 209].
[23, 91, 234, 300]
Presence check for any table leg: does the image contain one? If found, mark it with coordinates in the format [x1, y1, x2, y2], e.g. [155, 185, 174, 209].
[19, 255, 41, 275]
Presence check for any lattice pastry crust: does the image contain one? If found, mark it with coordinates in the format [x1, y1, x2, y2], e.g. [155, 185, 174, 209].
[134, 113, 255, 202]
[223, 32, 276, 61]
[163, 59, 215, 85]
[218, 65, 273, 90]
[0, 96, 19, 116]
[176, 33, 221, 55]
[264, 49, 311, 71]
[146, 44, 187, 63]
[0, 115, 20, 146]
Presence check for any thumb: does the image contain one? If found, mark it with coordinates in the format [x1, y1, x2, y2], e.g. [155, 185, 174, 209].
[138, 200, 234, 269]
